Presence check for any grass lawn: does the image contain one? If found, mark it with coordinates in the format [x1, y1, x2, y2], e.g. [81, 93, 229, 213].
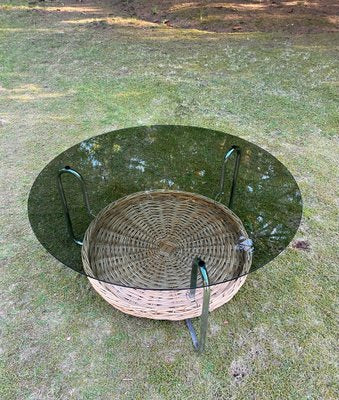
[0, 1, 338, 399]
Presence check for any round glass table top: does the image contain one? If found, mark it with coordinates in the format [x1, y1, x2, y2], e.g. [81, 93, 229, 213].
[28, 125, 302, 290]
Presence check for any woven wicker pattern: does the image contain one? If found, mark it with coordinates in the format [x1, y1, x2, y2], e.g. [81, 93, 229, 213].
[82, 190, 252, 320]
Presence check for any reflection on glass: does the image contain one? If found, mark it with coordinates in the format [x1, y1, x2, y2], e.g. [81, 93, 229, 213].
[28, 125, 302, 289]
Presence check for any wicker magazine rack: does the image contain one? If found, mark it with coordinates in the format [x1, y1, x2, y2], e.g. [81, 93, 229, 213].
[57, 145, 253, 352]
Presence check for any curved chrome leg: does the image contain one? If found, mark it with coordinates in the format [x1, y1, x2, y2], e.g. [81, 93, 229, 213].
[57, 166, 94, 246]
[215, 145, 241, 209]
[185, 257, 210, 353]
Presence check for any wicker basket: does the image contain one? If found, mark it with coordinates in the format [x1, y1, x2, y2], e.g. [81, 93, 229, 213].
[82, 190, 252, 320]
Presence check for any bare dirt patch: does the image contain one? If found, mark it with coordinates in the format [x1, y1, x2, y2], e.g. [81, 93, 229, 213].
[230, 358, 251, 383]
[102, 0, 338, 34]
[9, 0, 338, 34]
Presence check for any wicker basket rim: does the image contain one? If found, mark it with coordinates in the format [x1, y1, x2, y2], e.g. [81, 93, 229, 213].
[81, 189, 251, 290]
[88, 189, 245, 229]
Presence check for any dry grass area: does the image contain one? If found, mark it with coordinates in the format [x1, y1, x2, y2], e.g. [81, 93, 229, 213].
[0, 1, 338, 399]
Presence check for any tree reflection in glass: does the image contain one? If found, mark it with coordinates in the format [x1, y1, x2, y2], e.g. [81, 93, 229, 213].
[28, 125, 302, 288]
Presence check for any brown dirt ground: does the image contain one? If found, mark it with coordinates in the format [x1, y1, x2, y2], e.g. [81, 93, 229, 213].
[32, 0, 338, 34]
[110, 0, 339, 33]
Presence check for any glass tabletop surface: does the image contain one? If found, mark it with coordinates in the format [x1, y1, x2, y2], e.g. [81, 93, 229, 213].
[28, 125, 302, 290]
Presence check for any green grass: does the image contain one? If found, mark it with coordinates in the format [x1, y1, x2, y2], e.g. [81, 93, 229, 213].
[0, 2, 338, 399]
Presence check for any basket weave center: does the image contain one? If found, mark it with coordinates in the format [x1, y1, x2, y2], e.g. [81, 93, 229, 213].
[157, 240, 177, 256]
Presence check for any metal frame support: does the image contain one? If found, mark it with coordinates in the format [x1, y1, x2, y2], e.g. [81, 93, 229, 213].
[215, 145, 241, 209]
[185, 145, 242, 351]
[57, 166, 94, 246]
[185, 257, 211, 353]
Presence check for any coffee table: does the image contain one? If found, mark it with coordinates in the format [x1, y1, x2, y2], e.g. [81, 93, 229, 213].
[28, 125, 302, 352]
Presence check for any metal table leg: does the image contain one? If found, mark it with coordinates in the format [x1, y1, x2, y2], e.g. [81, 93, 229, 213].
[57, 166, 94, 246]
[185, 257, 210, 353]
[215, 145, 241, 209]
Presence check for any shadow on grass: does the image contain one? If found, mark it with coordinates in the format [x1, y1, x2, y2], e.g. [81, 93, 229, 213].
[1, 0, 338, 34]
